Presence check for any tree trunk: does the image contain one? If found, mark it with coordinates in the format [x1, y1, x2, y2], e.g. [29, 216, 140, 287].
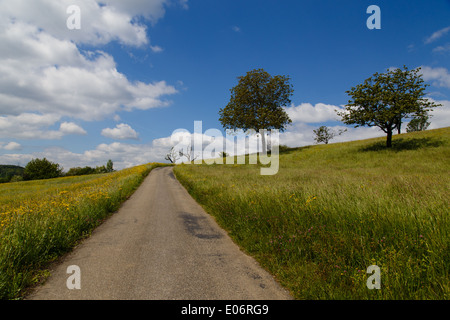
[386, 129, 393, 148]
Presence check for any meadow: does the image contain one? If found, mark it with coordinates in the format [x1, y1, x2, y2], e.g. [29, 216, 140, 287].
[0, 162, 164, 299]
[174, 127, 449, 299]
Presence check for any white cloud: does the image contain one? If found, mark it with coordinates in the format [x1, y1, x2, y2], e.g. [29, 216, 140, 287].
[420, 66, 450, 88]
[284, 102, 342, 123]
[0, 0, 178, 141]
[59, 122, 87, 135]
[150, 45, 164, 53]
[432, 43, 450, 53]
[0, 113, 63, 140]
[2, 142, 22, 151]
[0, 115, 89, 140]
[427, 99, 450, 129]
[0, 0, 161, 47]
[424, 26, 450, 44]
[101, 123, 139, 140]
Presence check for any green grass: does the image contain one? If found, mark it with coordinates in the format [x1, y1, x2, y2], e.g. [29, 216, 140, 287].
[173, 127, 449, 300]
[0, 163, 169, 299]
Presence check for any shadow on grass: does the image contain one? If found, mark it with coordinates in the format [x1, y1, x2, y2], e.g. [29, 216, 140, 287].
[360, 137, 445, 152]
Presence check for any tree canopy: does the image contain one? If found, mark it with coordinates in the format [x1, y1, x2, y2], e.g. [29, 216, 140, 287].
[23, 158, 63, 181]
[219, 68, 293, 153]
[313, 126, 346, 145]
[219, 68, 293, 132]
[338, 66, 441, 147]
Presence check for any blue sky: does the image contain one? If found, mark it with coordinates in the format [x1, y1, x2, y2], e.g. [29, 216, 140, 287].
[0, 0, 449, 169]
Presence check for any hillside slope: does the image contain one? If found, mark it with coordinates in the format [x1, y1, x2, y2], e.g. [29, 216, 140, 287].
[174, 127, 449, 299]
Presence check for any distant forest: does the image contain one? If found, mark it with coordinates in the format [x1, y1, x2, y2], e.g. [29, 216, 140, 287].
[0, 165, 25, 183]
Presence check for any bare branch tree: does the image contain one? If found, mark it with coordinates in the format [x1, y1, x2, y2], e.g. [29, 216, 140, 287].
[165, 147, 180, 164]
[178, 143, 199, 163]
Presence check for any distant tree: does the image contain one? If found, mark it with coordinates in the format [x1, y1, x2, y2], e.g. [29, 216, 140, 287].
[338, 66, 441, 148]
[95, 165, 107, 174]
[66, 166, 96, 176]
[106, 159, 114, 173]
[406, 113, 431, 132]
[10, 175, 24, 182]
[165, 147, 180, 164]
[178, 144, 199, 163]
[313, 126, 347, 145]
[23, 158, 63, 181]
[219, 68, 293, 153]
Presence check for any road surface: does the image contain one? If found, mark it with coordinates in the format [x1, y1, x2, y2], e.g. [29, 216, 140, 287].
[27, 166, 292, 300]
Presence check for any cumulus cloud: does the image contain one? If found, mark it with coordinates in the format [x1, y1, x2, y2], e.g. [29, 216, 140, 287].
[0, 114, 90, 140]
[420, 66, 450, 89]
[59, 122, 87, 135]
[427, 99, 450, 129]
[0, 113, 62, 140]
[0, 0, 160, 47]
[101, 123, 139, 140]
[0, 0, 178, 142]
[1, 142, 22, 151]
[284, 102, 342, 123]
[0, 28, 177, 121]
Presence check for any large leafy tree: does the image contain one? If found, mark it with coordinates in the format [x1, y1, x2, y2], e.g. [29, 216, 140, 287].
[338, 66, 441, 148]
[23, 158, 63, 180]
[219, 68, 293, 152]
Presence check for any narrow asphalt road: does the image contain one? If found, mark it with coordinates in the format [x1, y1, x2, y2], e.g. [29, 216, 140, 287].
[27, 166, 292, 300]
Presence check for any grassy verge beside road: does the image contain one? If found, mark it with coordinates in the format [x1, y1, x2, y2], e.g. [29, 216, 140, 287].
[174, 127, 449, 299]
[0, 163, 167, 299]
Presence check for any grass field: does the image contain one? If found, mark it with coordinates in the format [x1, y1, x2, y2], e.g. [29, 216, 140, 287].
[0, 162, 165, 299]
[174, 127, 449, 299]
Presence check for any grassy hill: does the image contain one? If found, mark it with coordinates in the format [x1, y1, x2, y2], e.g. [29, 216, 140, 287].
[174, 127, 449, 299]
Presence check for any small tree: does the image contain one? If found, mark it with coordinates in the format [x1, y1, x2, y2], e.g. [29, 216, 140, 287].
[219, 68, 293, 153]
[106, 159, 114, 173]
[24, 158, 63, 180]
[313, 126, 347, 144]
[338, 66, 441, 148]
[178, 144, 199, 163]
[406, 113, 431, 132]
[165, 147, 180, 164]
[95, 165, 107, 174]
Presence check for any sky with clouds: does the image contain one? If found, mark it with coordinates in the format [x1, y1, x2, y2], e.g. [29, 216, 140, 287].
[0, 0, 449, 170]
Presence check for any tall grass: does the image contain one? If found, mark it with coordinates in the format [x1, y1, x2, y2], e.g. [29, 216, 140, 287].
[0, 163, 165, 299]
[174, 127, 449, 299]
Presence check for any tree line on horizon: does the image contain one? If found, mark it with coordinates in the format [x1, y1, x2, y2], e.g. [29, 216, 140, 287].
[0, 159, 115, 183]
